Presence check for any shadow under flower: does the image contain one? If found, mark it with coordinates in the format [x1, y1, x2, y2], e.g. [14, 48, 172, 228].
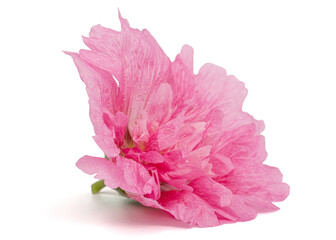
[49, 189, 190, 233]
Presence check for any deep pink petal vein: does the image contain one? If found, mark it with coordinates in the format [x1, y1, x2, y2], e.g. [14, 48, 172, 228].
[66, 12, 289, 227]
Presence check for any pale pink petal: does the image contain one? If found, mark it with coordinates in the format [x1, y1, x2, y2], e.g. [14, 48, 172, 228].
[221, 195, 258, 221]
[212, 122, 267, 165]
[76, 155, 121, 189]
[147, 115, 184, 151]
[219, 164, 285, 194]
[117, 12, 171, 131]
[179, 44, 194, 72]
[88, 24, 119, 39]
[160, 178, 193, 192]
[196, 63, 247, 115]
[79, 49, 122, 80]
[169, 45, 195, 102]
[240, 194, 280, 213]
[169, 45, 198, 120]
[132, 111, 150, 143]
[145, 83, 173, 126]
[78, 12, 171, 137]
[264, 182, 290, 202]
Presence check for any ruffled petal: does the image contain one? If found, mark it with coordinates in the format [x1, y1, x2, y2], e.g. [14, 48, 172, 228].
[189, 176, 232, 208]
[79, 12, 171, 136]
[169, 45, 197, 120]
[65, 52, 121, 157]
[220, 164, 285, 194]
[196, 63, 247, 115]
[218, 164, 289, 215]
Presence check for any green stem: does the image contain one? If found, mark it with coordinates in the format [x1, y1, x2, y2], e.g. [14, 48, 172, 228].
[115, 187, 127, 197]
[91, 180, 106, 194]
[90, 180, 128, 197]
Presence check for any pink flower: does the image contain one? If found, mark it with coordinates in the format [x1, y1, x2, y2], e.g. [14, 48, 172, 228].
[66, 12, 289, 227]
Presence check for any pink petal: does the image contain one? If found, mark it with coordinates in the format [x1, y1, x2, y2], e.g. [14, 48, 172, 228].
[76, 155, 159, 198]
[167, 165, 205, 181]
[188, 145, 212, 162]
[123, 148, 165, 164]
[212, 122, 267, 165]
[102, 111, 128, 147]
[209, 153, 234, 176]
[220, 195, 258, 221]
[189, 176, 232, 208]
[158, 191, 220, 227]
[163, 149, 185, 165]
[140, 151, 165, 164]
[176, 122, 206, 153]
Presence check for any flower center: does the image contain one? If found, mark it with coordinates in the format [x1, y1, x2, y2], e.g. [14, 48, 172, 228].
[124, 127, 135, 148]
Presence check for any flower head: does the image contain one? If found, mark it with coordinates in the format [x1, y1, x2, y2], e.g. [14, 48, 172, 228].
[66, 12, 289, 227]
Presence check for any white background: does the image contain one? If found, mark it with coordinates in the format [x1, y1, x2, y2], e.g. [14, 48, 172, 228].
[1, 0, 335, 239]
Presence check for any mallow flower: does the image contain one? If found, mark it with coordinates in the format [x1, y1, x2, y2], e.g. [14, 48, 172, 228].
[66, 12, 289, 227]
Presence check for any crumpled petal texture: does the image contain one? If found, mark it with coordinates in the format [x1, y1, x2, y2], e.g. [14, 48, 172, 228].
[67, 12, 289, 227]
